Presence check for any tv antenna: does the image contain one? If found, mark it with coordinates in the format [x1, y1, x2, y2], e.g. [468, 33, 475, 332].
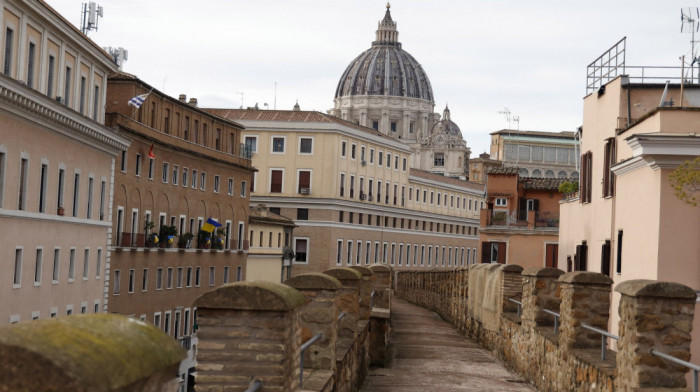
[681, 7, 700, 82]
[80, 2, 103, 35]
[237, 92, 244, 109]
[498, 107, 512, 129]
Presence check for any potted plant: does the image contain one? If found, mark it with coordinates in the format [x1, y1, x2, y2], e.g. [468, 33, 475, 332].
[212, 227, 227, 250]
[158, 225, 178, 248]
[178, 232, 194, 249]
[144, 220, 157, 247]
[57, 206, 65, 216]
[197, 229, 211, 249]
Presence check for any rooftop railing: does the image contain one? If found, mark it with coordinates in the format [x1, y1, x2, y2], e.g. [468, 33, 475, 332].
[651, 349, 700, 392]
[299, 332, 323, 388]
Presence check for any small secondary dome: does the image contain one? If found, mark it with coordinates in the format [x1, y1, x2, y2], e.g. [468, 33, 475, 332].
[334, 3, 434, 102]
[432, 105, 461, 136]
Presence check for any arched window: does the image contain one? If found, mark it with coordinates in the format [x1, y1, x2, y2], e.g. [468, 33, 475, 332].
[545, 170, 555, 178]
[519, 168, 529, 177]
[571, 171, 579, 179]
[532, 169, 542, 178]
[558, 171, 567, 178]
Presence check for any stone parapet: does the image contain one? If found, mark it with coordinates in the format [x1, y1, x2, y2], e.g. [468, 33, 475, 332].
[285, 273, 342, 372]
[558, 272, 613, 351]
[521, 267, 564, 330]
[324, 268, 362, 340]
[395, 268, 698, 392]
[615, 280, 697, 390]
[368, 264, 392, 308]
[193, 281, 305, 392]
[349, 266, 374, 320]
[0, 314, 185, 392]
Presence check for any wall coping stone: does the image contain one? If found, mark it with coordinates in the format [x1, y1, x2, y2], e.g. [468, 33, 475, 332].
[501, 264, 524, 273]
[194, 281, 306, 310]
[368, 264, 392, 273]
[615, 280, 697, 299]
[0, 314, 185, 391]
[324, 268, 363, 281]
[558, 271, 613, 285]
[522, 266, 565, 278]
[349, 266, 373, 276]
[285, 273, 342, 290]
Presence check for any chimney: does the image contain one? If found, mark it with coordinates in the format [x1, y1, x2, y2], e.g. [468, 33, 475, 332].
[188, 98, 198, 107]
[179, 94, 186, 103]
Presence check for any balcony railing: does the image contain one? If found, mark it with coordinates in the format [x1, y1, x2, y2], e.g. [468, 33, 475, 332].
[535, 211, 559, 228]
[483, 210, 559, 229]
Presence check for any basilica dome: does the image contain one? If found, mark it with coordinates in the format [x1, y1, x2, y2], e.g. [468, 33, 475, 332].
[334, 4, 434, 102]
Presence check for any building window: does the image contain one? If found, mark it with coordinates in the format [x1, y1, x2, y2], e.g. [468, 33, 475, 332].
[228, 178, 234, 195]
[295, 238, 308, 263]
[72, 173, 80, 217]
[214, 175, 220, 193]
[3, 28, 13, 75]
[372, 121, 379, 131]
[272, 136, 285, 153]
[298, 170, 311, 194]
[361, 146, 366, 162]
[378, 151, 383, 166]
[369, 148, 375, 164]
[390, 122, 397, 132]
[299, 137, 313, 154]
[113, 270, 121, 294]
[200, 172, 206, 190]
[209, 266, 215, 285]
[270, 169, 283, 193]
[64, 66, 71, 106]
[297, 208, 308, 220]
[79, 76, 86, 114]
[495, 198, 507, 207]
[616, 231, 623, 274]
[27, 42, 36, 88]
[341, 141, 347, 157]
[347, 240, 353, 265]
[434, 153, 445, 167]
[386, 153, 392, 168]
[580, 151, 593, 203]
[402, 157, 407, 171]
[603, 138, 616, 197]
[182, 168, 188, 187]
[336, 240, 343, 265]
[245, 136, 257, 153]
[351, 143, 357, 159]
[83, 249, 90, 280]
[96, 248, 102, 277]
[241, 181, 247, 197]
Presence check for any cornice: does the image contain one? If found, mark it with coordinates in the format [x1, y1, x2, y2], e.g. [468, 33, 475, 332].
[0, 75, 130, 154]
[611, 156, 646, 175]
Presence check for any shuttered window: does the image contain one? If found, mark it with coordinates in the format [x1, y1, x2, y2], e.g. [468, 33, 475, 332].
[270, 170, 283, 193]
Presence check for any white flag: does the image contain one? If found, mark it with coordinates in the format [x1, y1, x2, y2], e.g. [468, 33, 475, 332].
[128, 93, 149, 109]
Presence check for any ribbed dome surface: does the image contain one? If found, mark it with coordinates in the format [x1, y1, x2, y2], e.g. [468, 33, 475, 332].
[334, 47, 434, 101]
[334, 4, 434, 102]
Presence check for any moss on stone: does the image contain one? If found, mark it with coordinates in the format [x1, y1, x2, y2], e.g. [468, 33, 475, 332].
[349, 266, 373, 276]
[324, 268, 363, 281]
[194, 280, 306, 310]
[0, 314, 185, 391]
[285, 273, 342, 290]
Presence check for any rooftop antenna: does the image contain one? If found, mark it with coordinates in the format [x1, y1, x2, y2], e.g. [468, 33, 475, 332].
[681, 7, 700, 83]
[498, 107, 512, 129]
[237, 92, 244, 109]
[512, 115, 520, 131]
[103, 46, 128, 69]
[80, 2, 103, 35]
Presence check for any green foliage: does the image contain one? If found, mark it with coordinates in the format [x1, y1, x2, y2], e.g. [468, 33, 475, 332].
[158, 225, 177, 238]
[558, 181, 579, 194]
[669, 156, 700, 207]
[178, 232, 194, 248]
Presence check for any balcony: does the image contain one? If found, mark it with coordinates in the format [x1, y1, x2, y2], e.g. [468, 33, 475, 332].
[481, 210, 559, 230]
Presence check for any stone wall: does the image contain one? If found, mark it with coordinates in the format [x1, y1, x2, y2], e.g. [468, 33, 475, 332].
[396, 266, 697, 392]
[194, 264, 392, 392]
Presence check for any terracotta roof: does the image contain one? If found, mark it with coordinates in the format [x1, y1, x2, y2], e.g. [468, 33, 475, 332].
[519, 177, 567, 191]
[490, 129, 575, 138]
[409, 168, 485, 191]
[205, 109, 403, 145]
[486, 166, 520, 175]
[249, 205, 296, 227]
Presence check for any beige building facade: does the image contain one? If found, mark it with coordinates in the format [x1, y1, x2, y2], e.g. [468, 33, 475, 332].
[558, 75, 700, 359]
[490, 129, 578, 179]
[0, 0, 128, 323]
[208, 109, 486, 275]
[247, 204, 296, 282]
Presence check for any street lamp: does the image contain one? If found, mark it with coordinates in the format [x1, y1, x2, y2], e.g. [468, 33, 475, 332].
[281, 246, 295, 282]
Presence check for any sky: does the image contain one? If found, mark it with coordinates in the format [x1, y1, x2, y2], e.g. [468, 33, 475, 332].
[47, 0, 700, 154]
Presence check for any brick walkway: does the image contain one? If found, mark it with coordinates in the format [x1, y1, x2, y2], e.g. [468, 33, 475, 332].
[360, 299, 536, 392]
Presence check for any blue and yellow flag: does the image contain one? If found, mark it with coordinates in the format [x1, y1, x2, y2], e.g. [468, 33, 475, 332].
[201, 217, 222, 233]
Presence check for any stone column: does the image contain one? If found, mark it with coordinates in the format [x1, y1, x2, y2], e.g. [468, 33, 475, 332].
[521, 267, 564, 330]
[501, 264, 524, 314]
[285, 273, 342, 372]
[350, 266, 374, 320]
[369, 264, 392, 309]
[615, 280, 697, 390]
[557, 272, 613, 350]
[193, 281, 305, 392]
[323, 268, 362, 340]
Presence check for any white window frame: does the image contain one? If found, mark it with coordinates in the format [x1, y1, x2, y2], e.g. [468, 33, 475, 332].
[271, 135, 286, 154]
[269, 168, 285, 193]
[298, 136, 314, 155]
[294, 237, 309, 264]
[495, 198, 507, 207]
[296, 169, 312, 195]
[244, 135, 258, 153]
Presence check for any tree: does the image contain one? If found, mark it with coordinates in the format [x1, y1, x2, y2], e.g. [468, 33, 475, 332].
[669, 156, 700, 207]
